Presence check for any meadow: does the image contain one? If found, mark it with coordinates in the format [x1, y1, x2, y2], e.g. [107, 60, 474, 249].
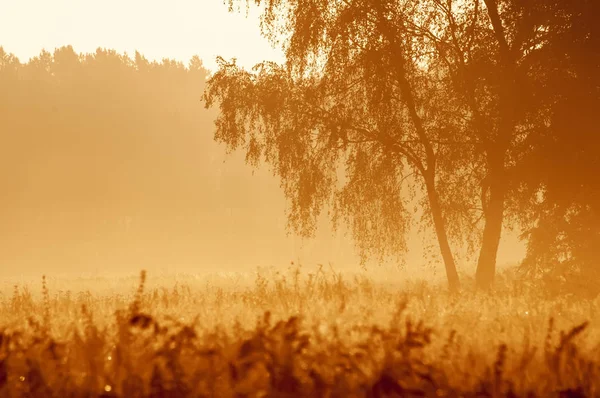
[0, 264, 598, 397]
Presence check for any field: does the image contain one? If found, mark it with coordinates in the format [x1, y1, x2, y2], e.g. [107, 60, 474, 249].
[0, 265, 598, 397]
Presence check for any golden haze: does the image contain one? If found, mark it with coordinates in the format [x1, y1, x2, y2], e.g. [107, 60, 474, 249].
[0, 44, 524, 279]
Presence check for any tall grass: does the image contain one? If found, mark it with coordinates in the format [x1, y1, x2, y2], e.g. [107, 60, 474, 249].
[0, 265, 598, 397]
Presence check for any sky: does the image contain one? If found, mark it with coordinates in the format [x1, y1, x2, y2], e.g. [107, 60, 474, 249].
[0, 0, 284, 71]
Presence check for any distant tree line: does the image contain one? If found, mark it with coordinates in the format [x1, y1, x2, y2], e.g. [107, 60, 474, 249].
[0, 46, 295, 272]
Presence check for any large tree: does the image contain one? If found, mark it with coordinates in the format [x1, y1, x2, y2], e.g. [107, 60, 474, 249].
[204, 0, 593, 290]
[512, 0, 600, 291]
[206, 0, 474, 291]
[410, 0, 535, 289]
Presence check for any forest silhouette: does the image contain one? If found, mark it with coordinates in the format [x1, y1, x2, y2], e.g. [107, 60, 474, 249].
[0, 46, 357, 276]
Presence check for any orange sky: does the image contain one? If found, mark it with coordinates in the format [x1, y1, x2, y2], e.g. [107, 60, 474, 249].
[0, 0, 283, 71]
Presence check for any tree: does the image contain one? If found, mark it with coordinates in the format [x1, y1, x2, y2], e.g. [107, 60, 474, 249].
[205, 0, 598, 290]
[205, 0, 489, 292]
[512, 0, 600, 292]
[407, 0, 528, 289]
[402, 0, 600, 289]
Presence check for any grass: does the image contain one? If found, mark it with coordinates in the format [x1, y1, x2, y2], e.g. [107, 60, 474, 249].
[0, 264, 598, 397]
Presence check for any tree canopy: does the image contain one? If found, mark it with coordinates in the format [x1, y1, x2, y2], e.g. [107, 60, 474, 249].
[205, 0, 600, 291]
[511, 0, 600, 293]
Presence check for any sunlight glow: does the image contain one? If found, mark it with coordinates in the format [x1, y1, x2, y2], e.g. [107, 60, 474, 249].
[0, 0, 284, 71]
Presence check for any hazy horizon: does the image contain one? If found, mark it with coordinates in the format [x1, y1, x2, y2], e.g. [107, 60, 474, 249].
[0, 0, 284, 72]
[0, 1, 526, 280]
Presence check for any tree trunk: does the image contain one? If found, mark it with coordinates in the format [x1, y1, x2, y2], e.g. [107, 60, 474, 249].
[475, 179, 505, 290]
[474, 83, 513, 290]
[475, 142, 508, 290]
[374, 5, 460, 292]
[478, 0, 515, 291]
[426, 176, 461, 293]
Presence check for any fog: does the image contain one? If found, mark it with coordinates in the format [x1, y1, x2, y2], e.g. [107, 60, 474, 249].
[0, 47, 524, 280]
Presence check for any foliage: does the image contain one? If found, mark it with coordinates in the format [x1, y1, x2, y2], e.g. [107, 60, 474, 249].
[0, 268, 599, 397]
[205, 0, 600, 290]
[204, 0, 492, 290]
[509, 0, 600, 282]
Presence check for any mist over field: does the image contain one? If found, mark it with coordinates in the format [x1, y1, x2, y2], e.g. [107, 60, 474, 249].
[0, 47, 349, 279]
[0, 0, 598, 397]
[0, 46, 526, 280]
